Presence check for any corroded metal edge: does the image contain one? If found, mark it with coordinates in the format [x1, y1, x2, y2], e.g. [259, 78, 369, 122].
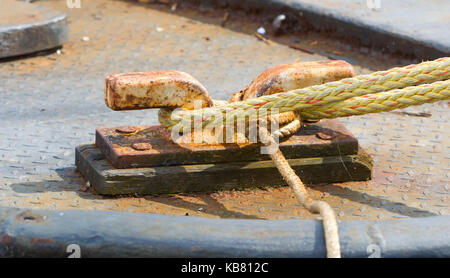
[75, 144, 372, 195]
[0, 206, 449, 257]
[0, 3, 68, 59]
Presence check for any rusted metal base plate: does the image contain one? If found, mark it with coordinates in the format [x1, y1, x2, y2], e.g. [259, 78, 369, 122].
[96, 119, 359, 168]
[75, 144, 372, 195]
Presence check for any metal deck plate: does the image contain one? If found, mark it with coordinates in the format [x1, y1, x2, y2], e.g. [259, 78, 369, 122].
[95, 119, 358, 168]
[0, 0, 448, 221]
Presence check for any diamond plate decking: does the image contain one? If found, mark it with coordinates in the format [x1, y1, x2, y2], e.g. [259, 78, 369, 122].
[0, 0, 448, 221]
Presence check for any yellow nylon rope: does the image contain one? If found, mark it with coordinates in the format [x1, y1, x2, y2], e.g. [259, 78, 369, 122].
[159, 57, 450, 130]
[259, 126, 341, 258]
[301, 80, 449, 119]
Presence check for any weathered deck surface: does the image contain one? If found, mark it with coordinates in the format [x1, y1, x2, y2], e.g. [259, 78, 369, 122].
[239, 0, 450, 57]
[0, 0, 448, 220]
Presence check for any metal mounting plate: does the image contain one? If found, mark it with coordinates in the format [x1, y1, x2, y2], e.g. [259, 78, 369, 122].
[96, 119, 359, 168]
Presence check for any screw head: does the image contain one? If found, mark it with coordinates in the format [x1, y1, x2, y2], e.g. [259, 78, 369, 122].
[116, 126, 137, 134]
[316, 130, 337, 140]
[303, 119, 321, 124]
[131, 142, 152, 151]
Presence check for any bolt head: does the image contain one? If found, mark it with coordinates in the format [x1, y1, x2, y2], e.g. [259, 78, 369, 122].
[316, 130, 337, 140]
[131, 142, 152, 151]
[116, 126, 138, 134]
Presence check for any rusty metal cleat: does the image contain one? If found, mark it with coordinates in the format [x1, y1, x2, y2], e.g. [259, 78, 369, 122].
[76, 61, 372, 195]
[230, 60, 355, 128]
[230, 60, 355, 101]
[105, 70, 214, 110]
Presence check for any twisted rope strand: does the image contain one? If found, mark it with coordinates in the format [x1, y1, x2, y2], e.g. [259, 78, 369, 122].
[160, 57, 450, 130]
[300, 80, 450, 119]
[259, 126, 341, 258]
